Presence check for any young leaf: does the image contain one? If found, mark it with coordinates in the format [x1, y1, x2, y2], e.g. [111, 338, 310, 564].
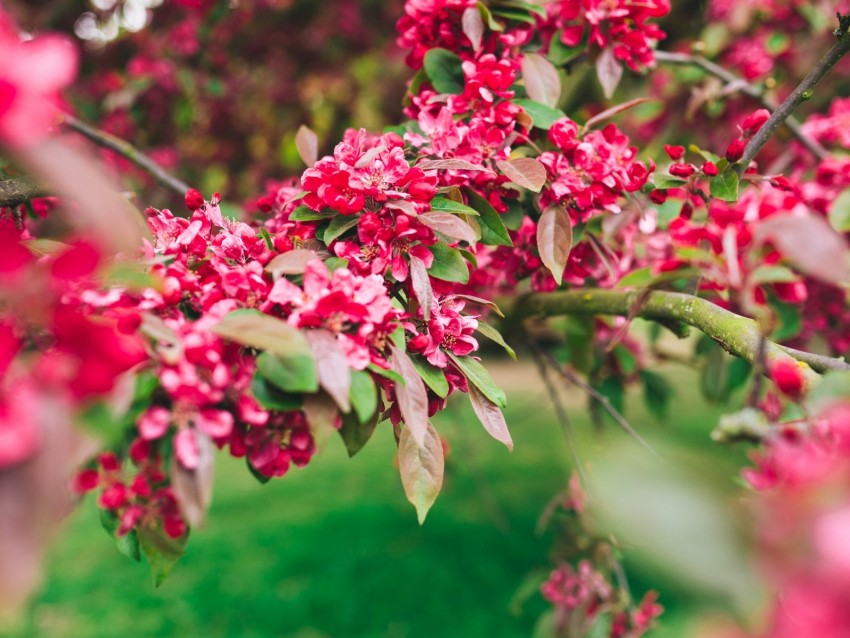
[476, 320, 516, 360]
[398, 421, 445, 524]
[521, 52, 561, 107]
[429, 195, 480, 216]
[467, 383, 513, 451]
[170, 432, 215, 529]
[496, 157, 547, 192]
[418, 212, 479, 244]
[368, 363, 405, 385]
[295, 124, 319, 167]
[350, 369, 378, 424]
[710, 171, 739, 202]
[423, 49, 466, 94]
[303, 393, 340, 445]
[265, 249, 320, 278]
[305, 329, 352, 413]
[409, 254, 436, 321]
[212, 309, 313, 360]
[390, 345, 431, 447]
[324, 214, 361, 244]
[411, 354, 450, 398]
[256, 351, 318, 394]
[595, 46, 623, 99]
[536, 205, 573, 285]
[449, 293, 505, 317]
[582, 97, 654, 132]
[513, 98, 567, 129]
[289, 205, 336, 221]
[755, 213, 850, 285]
[462, 6, 484, 51]
[447, 353, 508, 409]
[427, 243, 470, 283]
[418, 158, 491, 172]
[466, 189, 513, 246]
[99, 509, 141, 562]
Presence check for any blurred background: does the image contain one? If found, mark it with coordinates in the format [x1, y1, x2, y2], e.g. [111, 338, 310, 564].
[4, 343, 754, 637]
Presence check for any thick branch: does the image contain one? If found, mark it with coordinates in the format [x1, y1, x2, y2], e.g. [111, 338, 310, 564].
[654, 50, 828, 161]
[514, 289, 850, 374]
[737, 31, 850, 172]
[63, 115, 192, 196]
[0, 177, 47, 207]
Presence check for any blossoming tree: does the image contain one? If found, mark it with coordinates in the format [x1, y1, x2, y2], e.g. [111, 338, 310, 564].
[4, 0, 850, 635]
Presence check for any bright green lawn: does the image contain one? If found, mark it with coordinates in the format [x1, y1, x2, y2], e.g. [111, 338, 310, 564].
[6, 362, 740, 638]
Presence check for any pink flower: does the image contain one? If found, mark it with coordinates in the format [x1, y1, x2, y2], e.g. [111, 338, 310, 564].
[0, 11, 78, 147]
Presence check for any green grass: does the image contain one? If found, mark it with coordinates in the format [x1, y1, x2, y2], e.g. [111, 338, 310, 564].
[6, 363, 742, 638]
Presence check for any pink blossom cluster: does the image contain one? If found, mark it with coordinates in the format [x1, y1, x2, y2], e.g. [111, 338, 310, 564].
[543, 0, 671, 70]
[541, 561, 662, 637]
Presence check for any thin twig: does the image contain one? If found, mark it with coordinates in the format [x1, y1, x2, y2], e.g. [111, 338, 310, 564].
[530, 346, 588, 488]
[654, 50, 829, 162]
[736, 27, 850, 172]
[531, 342, 661, 460]
[62, 114, 192, 196]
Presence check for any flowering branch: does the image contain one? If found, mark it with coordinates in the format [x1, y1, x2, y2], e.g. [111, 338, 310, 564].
[736, 19, 850, 172]
[0, 177, 46, 207]
[62, 114, 192, 196]
[514, 289, 850, 374]
[653, 50, 829, 161]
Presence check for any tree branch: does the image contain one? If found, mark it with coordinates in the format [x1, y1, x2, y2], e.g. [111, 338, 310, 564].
[62, 115, 192, 196]
[737, 28, 850, 172]
[513, 289, 850, 375]
[0, 177, 47, 208]
[653, 50, 829, 161]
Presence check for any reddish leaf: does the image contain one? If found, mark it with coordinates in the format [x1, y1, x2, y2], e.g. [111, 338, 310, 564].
[496, 157, 547, 192]
[265, 249, 320, 277]
[409, 254, 436, 322]
[384, 199, 418, 215]
[522, 52, 561, 107]
[305, 329, 352, 413]
[755, 213, 850, 285]
[295, 125, 319, 167]
[536, 205, 573, 285]
[418, 159, 492, 172]
[446, 294, 505, 317]
[390, 344, 430, 448]
[595, 46, 623, 100]
[398, 421, 445, 524]
[467, 383, 513, 451]
[170, 431, 215, 528]
[303, 392, 340, 448]
[461, 6, 484, 51]
[417, 212, 479, 244]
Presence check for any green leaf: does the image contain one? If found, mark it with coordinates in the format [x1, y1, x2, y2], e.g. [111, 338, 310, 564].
[829, 187, 850, 232]
[466, 189, 512, 246]
[476, 320, 516, 360]
[138, 526, 189, 587]
[476, 2, 504, 31]
[256, 351, 319, 394]
[368, 362, 405, 385]
[429, 195, 480, 216]
[639, 370, 673, 419]
[350, 369, 378, 424]
[748, 265, 799, 286]
[423, 48, 465, 94]
[410, 354, 450, 398]
[493, 0, 547, 19]
[710, 171, 739, 202]
[323, 256, 349, 272]
[616, 267, 654, 288]
[653, 174, 688, 190]
[427, 243, 470, 283]
[769, 298, 802, 342]
[289, 205, 336, 221]
[251, 373, 303, 411]
[700, 341, 732, 404]
[99, 509, 141, 562]
[447, 353, 507, 409]
[338, 410, 380, 458]
[548, 33, 585, 66]
[513, 99, 567, 129]
[323, 214, 360, 244]
[490, 7, 537, 23]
